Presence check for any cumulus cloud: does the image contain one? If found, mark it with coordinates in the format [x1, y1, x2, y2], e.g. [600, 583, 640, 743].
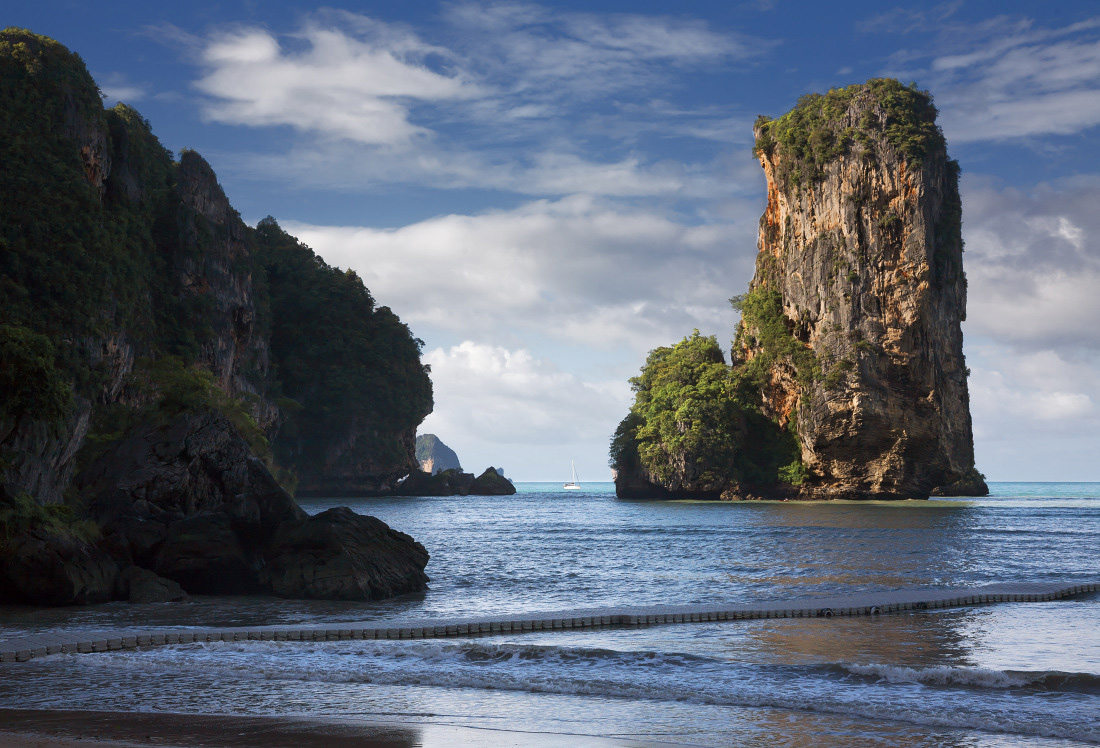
[416, 341, 632, 479]
[194, 14, 479, 144]
[962, 174, 1100, 351]
[959, 173, 1100, 477]
[420, 342, 629, 444]
[967, 343, 1100, 480]
[284, 194, 755, 352]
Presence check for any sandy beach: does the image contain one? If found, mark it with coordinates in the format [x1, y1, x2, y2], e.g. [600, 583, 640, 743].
[0, 709, 647, 747]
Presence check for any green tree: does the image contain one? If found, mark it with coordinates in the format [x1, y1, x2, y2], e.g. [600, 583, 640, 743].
[0, 324, 72, 429]
[615, 332, 742, 486]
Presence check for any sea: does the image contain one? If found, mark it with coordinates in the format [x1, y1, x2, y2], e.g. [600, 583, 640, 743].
[0, 482, 1097, 746]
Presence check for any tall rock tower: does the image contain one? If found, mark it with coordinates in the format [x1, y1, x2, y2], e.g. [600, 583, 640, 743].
[745, 79, 979, 499]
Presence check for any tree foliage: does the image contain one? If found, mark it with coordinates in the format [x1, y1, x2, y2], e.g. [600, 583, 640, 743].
[753, 78, 945, 190]
[624, 332, 742, 486]
[611, 299, 811, 490]
[255, 218, 433, 470]
[731, 287, 820, 398]
[0, 324, 72, 428]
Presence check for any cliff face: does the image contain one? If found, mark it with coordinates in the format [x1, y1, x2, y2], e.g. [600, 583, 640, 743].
[0, 28, 435, 604]
[612, 80, 983, 500]
[171, 150, 277, 430]
[746, 80, 976, 499]
[0, 29, 431, 505]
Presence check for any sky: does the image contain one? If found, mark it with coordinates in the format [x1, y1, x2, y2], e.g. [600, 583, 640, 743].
[7, 1, 1100, 481]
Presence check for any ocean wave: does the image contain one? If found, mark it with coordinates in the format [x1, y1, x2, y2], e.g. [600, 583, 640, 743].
[840, 663, 1100, 693]
[45, 640, 1100, 743]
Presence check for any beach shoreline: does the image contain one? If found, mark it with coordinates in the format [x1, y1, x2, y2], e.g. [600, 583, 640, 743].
[0, 708, 652, 747]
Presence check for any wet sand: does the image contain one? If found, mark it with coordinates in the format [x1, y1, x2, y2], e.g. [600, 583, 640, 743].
[0, 709, 648, 747]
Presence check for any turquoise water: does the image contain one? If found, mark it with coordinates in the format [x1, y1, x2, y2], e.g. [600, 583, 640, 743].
[0, 482, 1097, 745]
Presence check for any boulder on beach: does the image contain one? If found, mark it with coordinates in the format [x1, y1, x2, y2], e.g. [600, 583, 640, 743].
[123, 566, 189, 604]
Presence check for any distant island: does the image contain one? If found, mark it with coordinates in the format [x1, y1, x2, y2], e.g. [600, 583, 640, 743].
[416, 434, 463, 474]
[612, 79, 988, 501]
[0, 29, 434, 605]
[410, 435, 514, 495]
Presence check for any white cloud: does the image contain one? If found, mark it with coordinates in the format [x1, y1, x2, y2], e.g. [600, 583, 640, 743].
[420, 341, 629, 445]
[960, 173, 1100, 479]
[967, 342, 1100, 480]
[283, 194, 753, 353]
[882, 16, 1100, 142]
[194, 16, 480, 145]
[97, 72, 146, 105]
[445, 1, 756, 101]
[962, 175, 1100, 350]
[225, 139, 758, 200]
[184, 6, 765, 196]
[416, 341, 632, 480]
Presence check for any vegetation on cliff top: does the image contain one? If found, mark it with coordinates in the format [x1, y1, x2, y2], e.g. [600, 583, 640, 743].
[731, 287, 820, 399]
[752, 78, 945, 190]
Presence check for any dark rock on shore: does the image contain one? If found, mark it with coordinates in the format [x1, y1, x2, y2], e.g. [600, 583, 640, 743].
[262, 507, 429, 600]
[0, 530, 120, 606]
[930, 468, 990, 497]
[0, 484, 120, 605]
[395, 468, 474, 496]
[64, 412, 428, 602]
[122, 566, 188, 604]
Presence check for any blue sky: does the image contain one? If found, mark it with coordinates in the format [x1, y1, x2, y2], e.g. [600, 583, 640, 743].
[9, 1, 1100, 481]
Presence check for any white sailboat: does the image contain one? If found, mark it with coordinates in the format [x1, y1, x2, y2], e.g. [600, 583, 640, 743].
[563, 460, 581, 490]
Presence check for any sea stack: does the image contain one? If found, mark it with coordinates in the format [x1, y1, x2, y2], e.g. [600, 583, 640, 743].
[612, 79, 985, 500]
[746, 79, 980, 499]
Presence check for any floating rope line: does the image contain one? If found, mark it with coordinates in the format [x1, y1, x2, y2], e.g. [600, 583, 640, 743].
[2, 581, 1095, 663]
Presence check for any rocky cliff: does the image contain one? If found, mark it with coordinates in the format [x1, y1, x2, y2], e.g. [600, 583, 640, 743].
[612, 80, 985, 500]
[0, 29, 434, 603]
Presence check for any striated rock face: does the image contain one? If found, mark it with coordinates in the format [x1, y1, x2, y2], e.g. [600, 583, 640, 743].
[1, 30, 430, 506]
[173, 150, 273, 424]
[744, 80, 980, 499]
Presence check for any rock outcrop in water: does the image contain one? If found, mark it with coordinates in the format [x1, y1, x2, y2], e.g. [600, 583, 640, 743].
[0, 29, 433, 603]
[396, 466, 516, 496]
[613, 80, 986, 500]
